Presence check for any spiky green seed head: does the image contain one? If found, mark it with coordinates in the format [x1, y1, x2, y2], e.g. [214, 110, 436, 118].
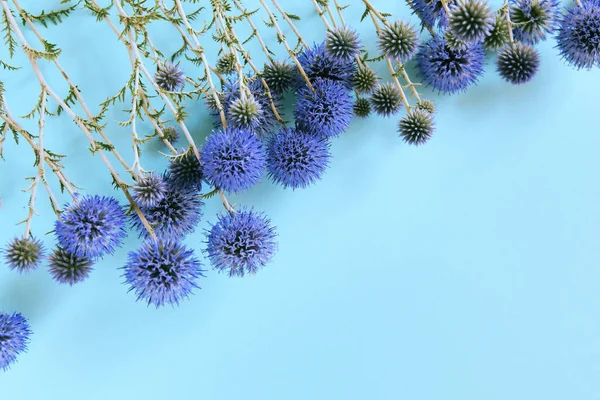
[496, 42, 540, 84]
[352, 67, 379, 94]
[161, 126, 179, 143]
[444, 30, 469, 50]
[205, 91, 225, 111]
[370, 83, 403, 117]
[377, 21, 419, 62]
[227, 95, 263, 129]
[398, 109, 435, 146]
[3, 237, 44, 273]
[484, 14, 510, 50]
[216, 53, 237, 74]
[448, 0, 495, 44]
[416, 99, 436, 115]
[262, 61, 296, 93]
[325, 26, 361, 62]
[353, 98, 372, 118]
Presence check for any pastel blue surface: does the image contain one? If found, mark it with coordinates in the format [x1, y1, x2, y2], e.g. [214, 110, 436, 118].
[1, 0, 600, 398]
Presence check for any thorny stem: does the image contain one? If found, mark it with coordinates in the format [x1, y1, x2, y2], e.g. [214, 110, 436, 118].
[270, 0, 310, 49]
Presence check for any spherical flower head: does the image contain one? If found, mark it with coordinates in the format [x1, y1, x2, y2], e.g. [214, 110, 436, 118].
[161, 126, 179, 144]
[262, 61, 296, 93]
[131, 178, 203, 240]
[352, 66, 379, 94]
[448, 0, 495, 44]
[510, 0, 560, 44]
[216, 53, 237, 74]
[370, 83, 402, 117]
[416, 99, 436, 114]
[408, 0, 451, 29]
[377, 21, 419, 62]
[398, 109, 435, 146]
[496, 42, 540, 84]
[123, 240, 204, 308]
[201, 127, 266, 193]
[353, 97, 372, 118]
[48, 247, 94, 285]
[167, 150, 204, 193]
[155, 62, 185, 92]
[325, 25, 361, 62]
[227, 95, 263, 131]
[484, 14, 511, 50]
[297, 42, 357, 90]
[3, 237, 44, 273]
[416, 36, 485, 94]
[294, 78, 353, 139]
[0, 312, 31, 371]
[556, 0, 600, 69]
[132, 173, 168, 208]
[55, 195, 126, 260]
[266, 128, 331, 189]
[206, 208, 277, 277]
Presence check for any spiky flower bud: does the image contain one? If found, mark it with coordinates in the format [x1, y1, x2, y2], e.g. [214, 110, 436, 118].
[370, 83, 402, 117]
[154, 62, 185, 92]
[448, 0, 495, 44]
[132, 173, 168, 208]
[3, 237, 44, 273]
[377, 21, 419, 62]
[484, 14, 510, 50]
[352, 67, 379, 94]
[325, 26, 361, 62]
[216, 53, 237, 74]
[416, 99, 436, 115]
[398, 109, 435, 146]
[262, 61, 295, 93]
[510, 0, 560, 45]
[353, 98, 372, 118]
[496, 42, 540, 84]
[227, 95, 263, 131]
[168, 150, 204, 193]
[160, 126, 179, 143]
[444, 30, 469, 50]
[48, 247, 94, 285]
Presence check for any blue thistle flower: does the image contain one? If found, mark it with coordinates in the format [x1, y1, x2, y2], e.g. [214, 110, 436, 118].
[227, 95, 263, 131]
[201, 127, 266, 193]
[167, 150, 204, 193]
[130, 178, 203, 240]
[556, 0, 600, 69]
[123, 240, 204, 308]
[48, 247, 94, 285]
[155, 62, 185, 92]
[262, 61, 296, 93]
[206, 208, 277, 277]
[448, 0, 495, 45]
[416, 36, 485, 94]
[408, 0, 451, 30]
[132, 173, 168, 208]
[325, 26, 361, 62]
[266, 128, 331, 189]
[497, 42, 540, 84]
[0, 312, 31, 371]
[294, 78, 353, 139]
[55, 195, 126, 260]
[378, 21, 419, 62]
[510, 0, 560, 44]
[3, 237, 44, 273]
[297, 42, 357, 90]
[353, 97, 372, 118]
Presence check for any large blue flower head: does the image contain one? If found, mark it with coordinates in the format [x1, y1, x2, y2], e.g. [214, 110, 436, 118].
[55, 195, 127, 259]
[201, 127, 266, 193]
[0, 312, 31, 371]
[294, 78, 353, 139]
[408, 0, 452, 30]
[556, 0, 600, 69]
[416, 36, 485, 94]
[3, 237, 44, 273]
[206, 208, 278, 277]
[297, 42, 357, 90]
[130, 176, 203, 240]
[167, 150, 204, 193]
[48, 247, 94, 285]
[510, 0, 560, 44]
[123, 240, 204, 308]
[266, 128, 331, 189]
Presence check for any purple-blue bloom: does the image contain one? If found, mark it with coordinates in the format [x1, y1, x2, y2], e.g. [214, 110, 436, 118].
[408, 0, 451, 30]
[201, 127, 266, 193]
[48, 247, 94, 285]
[155, 62, 185, 92]
[132, 172, 168, 208]
[267, 128, 331, 189]
[0, 312, 31, 371]
[510, 0, 560, 44]
[168, 150, 204, 193]
[55, 195, 126, 260]
[297, 42, 357, 90]
[206, 208, 277, 277]
[556, 0, 600, 69]
[123, 240, 204, 308]
[416, 36, 485, 94]
[294, 78, 353, 139]
[3, 237, 44, 273]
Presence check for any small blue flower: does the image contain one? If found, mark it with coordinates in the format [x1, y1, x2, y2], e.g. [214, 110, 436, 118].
[267, 128, 331, 189]
[132, 173, 168, 208]
[201, 127, 266, 193]
[416, 36, 485, 94]
[167, 150, 204, 193]
[155, 62, 185, 92]
[123, 240, 204, 308]
[297, 42, 357, 90]
[510, 0, 560, 44]
[3, 237, 44, 273]
[556, 0, 600, 69]
[294, 78, 353, 139]
[48, 247, 94, 285]
[130, 177, 203, 240]
[0, 312, 31, 371]
[55, 195, 127, 259]
[206, 208, 277, 277]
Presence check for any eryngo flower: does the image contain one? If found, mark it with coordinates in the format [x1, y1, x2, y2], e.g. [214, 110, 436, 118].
[556, 0, 600, 69]
[497, 42, 540, 84]
[448, 0, 495, 45]
[160, 126, 179, 144]
[398, 110, 435, 146]
[155, 62, 185, 92]
[54, 195, 126, 259]
[123, 239, 204, 308]
[416, 36, 485, 94]
[3, 237, 44, 273]
[0, 312, 31, 371]
[510, 0, 560, 44]
[297, 42, 357, 90]
[377, 21, 419, 62]
[294, 78, 353, 139]
[216, 53, 237, 74]
[48, 247, 94, 285]
[325, 25, 361, 62]
[132, 172, 168, 208]
[266, 128, 331, 189]
[201, 127, 266, 193]
[206, 208, 277, 277]
[167, 150, 204, 193]
[484, 14, 511, 50]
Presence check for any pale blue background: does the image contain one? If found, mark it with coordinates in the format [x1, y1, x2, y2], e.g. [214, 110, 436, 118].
[1, 0, 600, 398]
